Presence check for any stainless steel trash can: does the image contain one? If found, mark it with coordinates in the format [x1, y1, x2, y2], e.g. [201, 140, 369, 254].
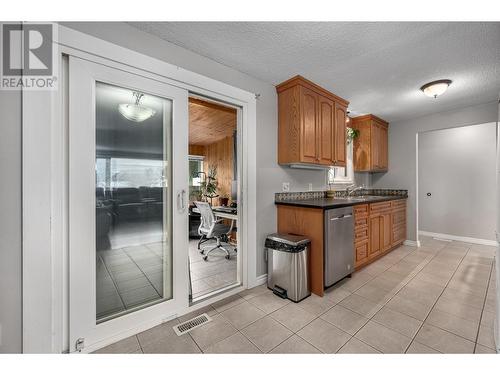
[265, 233, 310, 302]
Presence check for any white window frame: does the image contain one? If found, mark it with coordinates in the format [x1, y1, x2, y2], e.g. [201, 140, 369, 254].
[327, 141, 354, 187]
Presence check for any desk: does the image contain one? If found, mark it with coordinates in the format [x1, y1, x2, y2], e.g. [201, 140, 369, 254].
[212, 207, 238, 221]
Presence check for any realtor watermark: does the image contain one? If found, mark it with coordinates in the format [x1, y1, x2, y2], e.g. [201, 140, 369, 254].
[1, 22, 58, 90]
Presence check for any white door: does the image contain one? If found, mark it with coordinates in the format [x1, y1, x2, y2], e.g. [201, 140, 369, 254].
[68, 56, 189, 352]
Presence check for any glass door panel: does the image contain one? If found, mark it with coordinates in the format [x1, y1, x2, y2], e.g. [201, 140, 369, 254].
[95, 82, 172, 322]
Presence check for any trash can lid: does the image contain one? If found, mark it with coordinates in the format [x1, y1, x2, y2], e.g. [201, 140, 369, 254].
[265, 233, 310, 252]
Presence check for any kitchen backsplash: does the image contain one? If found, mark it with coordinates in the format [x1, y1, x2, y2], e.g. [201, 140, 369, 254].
[275, 189, 408, 201]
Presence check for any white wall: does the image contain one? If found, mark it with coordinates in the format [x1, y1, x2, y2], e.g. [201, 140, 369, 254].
[372, 101, 499, 241]
[418, 123, 496, 241]
[0, 89, 23, 353]
[61, 22, 341, 277]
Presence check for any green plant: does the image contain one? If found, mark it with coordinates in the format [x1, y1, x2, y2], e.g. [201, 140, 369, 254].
[346, 127, 360, 144]
[200, 165, 219, 204]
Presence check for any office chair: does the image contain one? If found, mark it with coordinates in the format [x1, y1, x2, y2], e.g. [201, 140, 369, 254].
[194, 201, 233, 261]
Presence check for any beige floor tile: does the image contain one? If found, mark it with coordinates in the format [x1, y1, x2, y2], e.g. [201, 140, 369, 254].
[412, 270, 450, 287]
[434, 296, 483, 322]
[296, 294, 336, 316]
[339, 293, 383, 318]
[396, 285, 440, 306]
[480, 309, 495, 328]
[414, 323, 474, 353]
[238, 284, 269, 300]
[93, 335, 141, 354]
[204, 332, 261, 353]
[357, 261, 389, 276]
[270, 303, 316, 332]
[477, 324, 496, 349]
[180, 305, 218, 322]
[354, 283, 396, 304]
[241, 316, 293, 353]
[220, 300, 266, 330]
[385, 295, 432, 321]
[337, 337, 380, 353]
[141, 333, 201, 353]
[368, 275, 405, 291]
[323, 285, 351, 304]
[372, 306, 422, 338]
[211, 294, 245, 313]
[355, 321, 411, 353]
[474, 344, 496, 354]
[297, 318, 351, 353]
[269, 334, 321, 354]
[440, 287, 486, 309]
[406, 341, 440, 354]
[320, 305, 368, 335]
[136, 318, 179, 347]
[426, 308, 479, 341]
[189, 314, 238, 350]
[335, 272, 373, 292]
[247, 292, 289, 314]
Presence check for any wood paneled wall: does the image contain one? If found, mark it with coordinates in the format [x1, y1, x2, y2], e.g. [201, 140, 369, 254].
[189, 144, 206, 156]
[201, 135, 234, 203]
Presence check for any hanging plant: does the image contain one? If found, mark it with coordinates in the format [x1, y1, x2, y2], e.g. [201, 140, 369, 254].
[346, 127, 360, 144]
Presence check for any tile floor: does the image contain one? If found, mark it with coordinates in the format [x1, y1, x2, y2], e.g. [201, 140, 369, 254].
[96, 239, 237, 320]
[95, 236, 498, 354]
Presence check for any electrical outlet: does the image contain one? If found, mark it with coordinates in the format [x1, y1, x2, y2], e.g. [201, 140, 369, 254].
[282, 182, 290, 192]
[308, 183, 313, 191]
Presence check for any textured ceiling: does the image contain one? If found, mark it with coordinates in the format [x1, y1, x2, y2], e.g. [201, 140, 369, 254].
[129, 22, 500, 122]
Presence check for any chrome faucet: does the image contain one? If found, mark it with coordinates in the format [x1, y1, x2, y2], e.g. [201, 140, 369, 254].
[346, 184, 363, 197]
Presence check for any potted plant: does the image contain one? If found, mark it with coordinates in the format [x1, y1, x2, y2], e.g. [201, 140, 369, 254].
[200, 165, 219, 206]
[346, 127, 360, 144]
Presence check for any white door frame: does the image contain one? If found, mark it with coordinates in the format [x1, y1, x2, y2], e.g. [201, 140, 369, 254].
[22, 24, 257, 353]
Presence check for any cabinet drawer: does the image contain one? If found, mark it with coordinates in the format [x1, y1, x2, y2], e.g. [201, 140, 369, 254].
[370, 201, 391, 214]
[355, 216, 368, 229]
[355, 227, 369, 241]
[355, 240, 369, 263]
[354, 204, 369, 218]
[392, 209, 406, 226]
[391, 199, 406, 210]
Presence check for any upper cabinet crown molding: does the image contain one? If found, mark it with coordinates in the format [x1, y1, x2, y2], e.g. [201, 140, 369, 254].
[276, 75, 349, 168]
[351, 114, 389, 172]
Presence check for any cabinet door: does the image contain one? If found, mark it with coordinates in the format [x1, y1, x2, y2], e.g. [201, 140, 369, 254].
[318, 96, 334, 165]
[379, 124, 388, 170]
[381, 212, 392, 252]
[369, 215, 381, 258]
[300, 87, 319, 163]
[334, 104, 347, 167]
[355, 240, 369, 267]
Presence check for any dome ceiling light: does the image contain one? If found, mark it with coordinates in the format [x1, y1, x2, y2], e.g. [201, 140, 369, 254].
[420, 79, 452, 99]
[118, 92, 156, 122]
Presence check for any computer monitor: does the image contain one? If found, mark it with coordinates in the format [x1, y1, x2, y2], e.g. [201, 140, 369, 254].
[231, 180, 238, 201]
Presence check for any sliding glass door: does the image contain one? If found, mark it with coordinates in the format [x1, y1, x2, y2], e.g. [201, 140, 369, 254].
[69, 56, 189, 352]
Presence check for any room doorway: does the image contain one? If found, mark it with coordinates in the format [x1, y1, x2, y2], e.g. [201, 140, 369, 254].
[187, 96, 242, 302]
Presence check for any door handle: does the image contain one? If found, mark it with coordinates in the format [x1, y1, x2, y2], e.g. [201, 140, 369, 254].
[177, 189, 186, 212]
[330, 214, 352, 221]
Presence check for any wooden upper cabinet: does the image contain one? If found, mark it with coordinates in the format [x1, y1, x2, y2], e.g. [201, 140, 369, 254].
[334, 104, 347, 167]
[276, 75, 349, 167]
[351, 114, 389, 172]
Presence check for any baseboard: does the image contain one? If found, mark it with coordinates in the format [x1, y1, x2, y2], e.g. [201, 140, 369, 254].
[419, 231, 497, 247]
[251, 273, 267, 288]
[404, 240, 421, 247]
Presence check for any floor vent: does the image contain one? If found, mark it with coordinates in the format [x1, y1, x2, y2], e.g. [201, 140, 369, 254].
[173, 313, 212, 336]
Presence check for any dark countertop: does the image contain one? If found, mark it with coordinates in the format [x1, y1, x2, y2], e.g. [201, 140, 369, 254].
[275, 195, 407, 209]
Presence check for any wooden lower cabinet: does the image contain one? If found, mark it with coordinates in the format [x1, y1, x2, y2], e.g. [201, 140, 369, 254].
[355, 199, 407, 269]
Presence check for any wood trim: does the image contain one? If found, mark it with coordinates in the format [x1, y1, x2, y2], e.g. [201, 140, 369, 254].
[188, 96, 237, 114]
[351, 113, 389, 126]
[276, 205, 324, 297]
[276, 75, 349, 107]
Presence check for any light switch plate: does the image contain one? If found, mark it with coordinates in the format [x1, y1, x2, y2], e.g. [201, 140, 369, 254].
[282, 182, 290, 192]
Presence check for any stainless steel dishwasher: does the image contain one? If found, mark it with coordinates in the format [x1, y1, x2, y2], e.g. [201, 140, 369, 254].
[324, 206, 354, 288]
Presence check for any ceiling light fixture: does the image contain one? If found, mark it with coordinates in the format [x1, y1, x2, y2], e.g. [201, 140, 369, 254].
[420, 79, 452, 99]
[118, 92, 156, 122]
